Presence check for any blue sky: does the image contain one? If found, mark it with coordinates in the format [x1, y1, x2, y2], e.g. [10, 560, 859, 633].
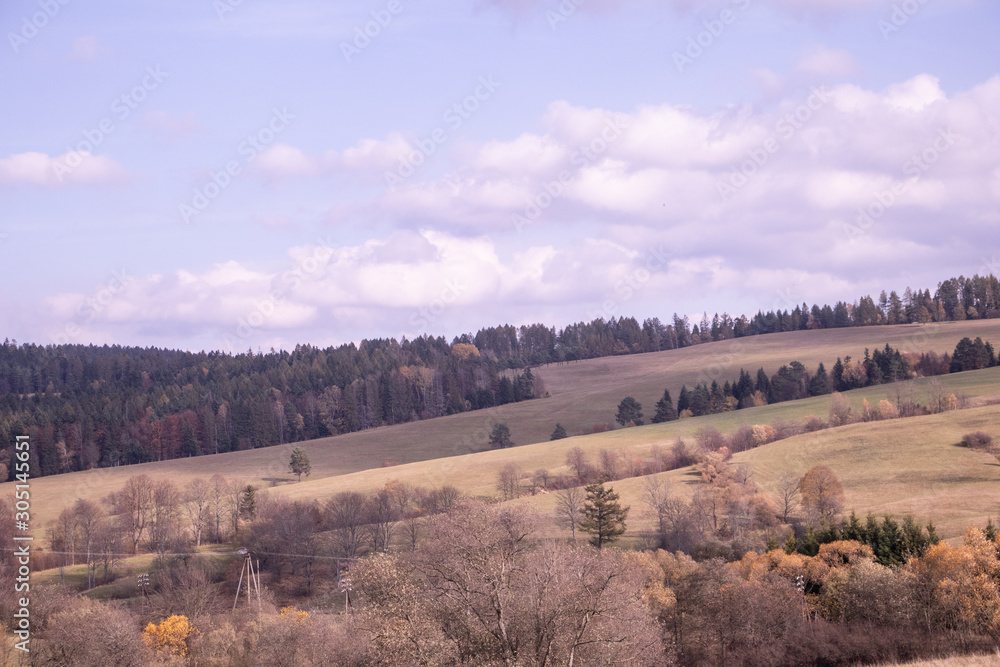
[1, 0, 998, 352]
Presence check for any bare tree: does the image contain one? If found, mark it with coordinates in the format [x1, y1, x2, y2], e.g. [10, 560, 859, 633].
[775, 472, 801, 523]
[598, 448, 621, 481]
[365, 488, 398, 553]
[108, 474, 154, 553]
[566, 446, 590, 481]
[73, 499, 103, 588]
[208, 473, 229, 542]
[326, 491, 366, 560]
[148, 479, 183, 559]
[225, 477, 245, 538]
[556, 486, 584, 541]
[642, 476, 672, 538]
[927, 378, 947, 414]
[183, 478, 211, 547]
[497, 463, 522, 501]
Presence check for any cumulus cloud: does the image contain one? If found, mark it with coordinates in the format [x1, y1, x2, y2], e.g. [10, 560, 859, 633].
[0, 151, 129, 187]
[249, 133, 413, 180]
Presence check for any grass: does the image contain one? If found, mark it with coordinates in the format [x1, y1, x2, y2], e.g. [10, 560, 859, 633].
[876, 653, 1000, 666]
[5, 320, 1000, 533]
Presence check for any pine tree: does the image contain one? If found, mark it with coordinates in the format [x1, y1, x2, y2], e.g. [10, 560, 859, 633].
[550, 423, 568, 440]
[240, 485, 257, 521]
[615, 396, 643, 426]
[677, 385, 690, 413]
[580, 482, 629, 549]
[489, 423, 514, 449]
[808, 362, 832, 396]
[651, 389, 678, 423]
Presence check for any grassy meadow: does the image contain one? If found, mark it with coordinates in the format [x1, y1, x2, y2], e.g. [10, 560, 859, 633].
[6, 320, 1000, 536]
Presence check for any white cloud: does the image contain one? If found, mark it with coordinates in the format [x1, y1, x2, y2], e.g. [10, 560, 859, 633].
[250, 133, 413, 180]
[0, 151, 129, 187]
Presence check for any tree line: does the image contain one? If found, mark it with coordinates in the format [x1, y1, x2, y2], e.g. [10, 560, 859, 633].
[0, 339, 539, 480]
[616, 338, 994, 423]
[2, 272, 997, 480]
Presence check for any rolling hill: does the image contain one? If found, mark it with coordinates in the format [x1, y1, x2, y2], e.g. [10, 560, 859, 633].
[6, 320, 1000, 532]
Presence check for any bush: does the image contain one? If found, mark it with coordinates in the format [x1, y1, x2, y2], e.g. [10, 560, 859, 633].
[802, 415, 826, 432]
[962, 431, 994, 450]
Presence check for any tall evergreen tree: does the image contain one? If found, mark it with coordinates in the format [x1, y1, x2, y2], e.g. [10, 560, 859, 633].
[651, 389, 678, 423]
[579, 482, 629, 549]
[676, 385, 690, 413]
[808, 362, 833, 396]
[550, 423, 568, 440]
[615, 396, 644, 426]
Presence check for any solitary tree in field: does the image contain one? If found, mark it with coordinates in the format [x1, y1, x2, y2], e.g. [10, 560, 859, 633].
[289, 447, 312, 482]
[799, 465, 844, 522]
[489, 423, 514, 449]
[550, 423, 568, 440]
[580, 482, 629, 549]
[615, 396, 644, 427]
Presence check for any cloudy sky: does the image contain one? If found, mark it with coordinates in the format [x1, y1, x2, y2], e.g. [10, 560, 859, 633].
[2, 0, 998, 352]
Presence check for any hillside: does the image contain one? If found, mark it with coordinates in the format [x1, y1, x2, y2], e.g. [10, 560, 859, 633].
[6, 320, 1000, 531]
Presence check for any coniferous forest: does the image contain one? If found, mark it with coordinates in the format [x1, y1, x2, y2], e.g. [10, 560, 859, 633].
[1, 273, 997, 480]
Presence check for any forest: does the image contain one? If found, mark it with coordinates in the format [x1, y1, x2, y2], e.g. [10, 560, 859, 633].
[0, 273, 997, 480]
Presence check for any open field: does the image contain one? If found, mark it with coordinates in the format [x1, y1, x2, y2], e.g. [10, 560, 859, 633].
[271, 376, 1000, 542]
[6, 320, 1000, 533]
[877, 654, 1000, 666]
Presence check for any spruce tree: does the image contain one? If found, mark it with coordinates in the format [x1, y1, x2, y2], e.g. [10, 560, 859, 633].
[808, 362, 832, 396]
[550, 423, 568, 440]
[580, 482, 629, 549]
[651, 389, 678, 423]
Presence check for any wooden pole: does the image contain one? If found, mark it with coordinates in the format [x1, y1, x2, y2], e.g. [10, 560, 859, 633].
[233, 558, 246, 610]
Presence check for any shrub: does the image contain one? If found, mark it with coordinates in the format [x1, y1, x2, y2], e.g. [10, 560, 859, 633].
[877, 399, 899, 420]
[802, 415, 826, 432]
[751, 424, 777, 447]
[143, 614, 197, 658]
[962, 431, 994, 450]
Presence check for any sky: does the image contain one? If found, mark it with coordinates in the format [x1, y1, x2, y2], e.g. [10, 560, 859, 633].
[1, 0, 998, 353]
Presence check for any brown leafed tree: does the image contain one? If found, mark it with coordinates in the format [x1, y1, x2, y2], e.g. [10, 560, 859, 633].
[799, 465, 845, 522]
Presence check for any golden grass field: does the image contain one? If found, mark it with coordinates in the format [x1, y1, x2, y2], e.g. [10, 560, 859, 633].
[6, 320, 1000, 536]
[879, 654, 1000, 666]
